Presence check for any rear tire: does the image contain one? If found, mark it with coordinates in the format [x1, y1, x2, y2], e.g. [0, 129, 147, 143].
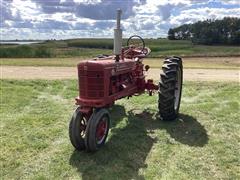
[85, 108, 110, 152]
[158, 56, 183, 121]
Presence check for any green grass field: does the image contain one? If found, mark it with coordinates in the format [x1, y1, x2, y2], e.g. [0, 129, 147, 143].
[1, 80, 239, 179]
[1, 38, 240, 58]
[1, 57, 239, 69]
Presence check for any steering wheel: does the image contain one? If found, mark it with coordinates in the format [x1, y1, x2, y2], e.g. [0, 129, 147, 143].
[127, 35, 145, 52]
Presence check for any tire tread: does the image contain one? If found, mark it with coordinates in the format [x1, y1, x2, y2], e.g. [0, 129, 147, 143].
[158, 56, 183, 121]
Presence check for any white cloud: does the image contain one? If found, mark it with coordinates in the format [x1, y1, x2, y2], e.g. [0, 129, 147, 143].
[10, 0, 41, 19]
[60, 0, 102, 4]
[218, 0, 240, 5]
[1, 0, 240, 40]
[0, 27, 113, 40]
[73, 0, 102, 4]
[133, 0, 192, 15]
[170, 7, 240, 26]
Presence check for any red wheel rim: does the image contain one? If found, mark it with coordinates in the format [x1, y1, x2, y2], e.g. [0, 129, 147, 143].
[96, 117, 108, 144]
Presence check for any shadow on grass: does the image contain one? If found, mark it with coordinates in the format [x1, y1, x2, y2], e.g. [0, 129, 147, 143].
[160, 113, 209, 147]
[69, 106, 208, 179]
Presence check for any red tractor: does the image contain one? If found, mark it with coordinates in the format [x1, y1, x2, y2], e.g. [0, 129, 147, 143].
[69, 10, 183, 152]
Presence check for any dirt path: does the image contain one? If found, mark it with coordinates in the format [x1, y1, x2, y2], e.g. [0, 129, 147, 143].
[149, 68, 239, 82]
[1, 66, 239, 82]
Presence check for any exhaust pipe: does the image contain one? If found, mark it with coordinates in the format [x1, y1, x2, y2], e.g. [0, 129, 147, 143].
[114, 9, 122, 62]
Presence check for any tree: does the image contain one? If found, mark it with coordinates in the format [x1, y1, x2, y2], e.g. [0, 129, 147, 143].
[168, 28, 176, 40]
[168, 17, 240, 45]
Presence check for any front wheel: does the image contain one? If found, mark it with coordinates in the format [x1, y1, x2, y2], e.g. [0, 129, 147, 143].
[69, 107, 87, 150]
[158, 56, 183, 120]
[85, 108, 110, 152]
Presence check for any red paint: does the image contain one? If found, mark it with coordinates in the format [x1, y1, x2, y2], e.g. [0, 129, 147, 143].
[96, 119, 107, 141]
[75, 47, 158, 114]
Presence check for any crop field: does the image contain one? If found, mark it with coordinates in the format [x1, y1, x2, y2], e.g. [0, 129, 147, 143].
[1, 38, 240, 58]
[1, 80, 239, 179]
[1, 57, 240, 70]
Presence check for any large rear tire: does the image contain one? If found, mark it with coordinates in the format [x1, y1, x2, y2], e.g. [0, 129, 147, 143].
[158, 56, 183, 121]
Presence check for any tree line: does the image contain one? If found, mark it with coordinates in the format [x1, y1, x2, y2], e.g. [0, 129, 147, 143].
[168, 17, 240, 45]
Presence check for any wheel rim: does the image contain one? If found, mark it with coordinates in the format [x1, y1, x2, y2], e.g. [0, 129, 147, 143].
[96, 116, 108, 144]
[79, 116, 87, 138]
[174, 67, 182, 111]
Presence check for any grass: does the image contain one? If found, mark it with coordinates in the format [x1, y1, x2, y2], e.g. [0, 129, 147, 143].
[1, 38, 240, 58]
[1, 57, 239, 69]
[0, 45, 53, 58]
[1, 80, 239, 179]
[0, 57, 83, 67]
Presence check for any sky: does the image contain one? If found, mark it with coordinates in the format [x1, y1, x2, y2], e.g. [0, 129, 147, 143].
[0, 0, 240, 40]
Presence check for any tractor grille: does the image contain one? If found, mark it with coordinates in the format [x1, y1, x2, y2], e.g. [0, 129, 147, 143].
[79, 70, 104, 98]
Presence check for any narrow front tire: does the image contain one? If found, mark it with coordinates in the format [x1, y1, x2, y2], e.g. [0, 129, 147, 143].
[69, 107, 87, 150]
[85, 108, 110, 152]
